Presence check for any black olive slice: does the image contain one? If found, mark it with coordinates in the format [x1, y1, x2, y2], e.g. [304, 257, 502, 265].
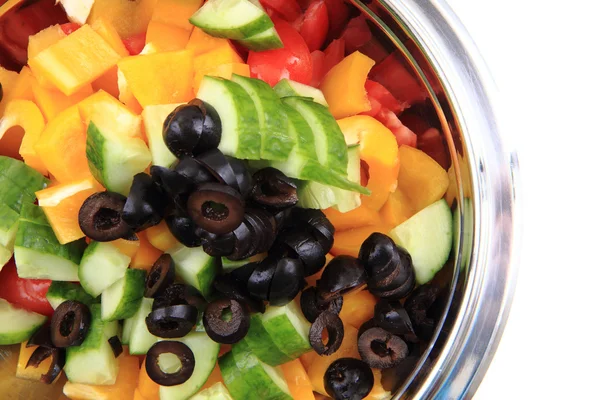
[195, 100, 222, 154]
[227, 156, 252, 198]
[250, 168, 298, 209]
[245, 208, 277, 253]
[359, 233, 402, 279]
[196, 149, 239, 190]
[164, 206, 204, 248]
[369, 264, 415, 300]
[273, 208, 292, 231]
[108, 336, 123, 358]
[324, 358, 374, 400]
[229, 262, 259, 285]
[150, 166, 195, 206]
[247, 259, 277, 301]
[174, 157, 216, 186]
[187, 183, 244, 234]
[268, 257, 305, 306]
[300, 287, 343, 323]
[213, 273, 265, 313]
[27, 324, 53, 348]
[309, 311, 344, 356]
[357, 318, 378, 339]
[146, 341, 195, 386]
[146, 304, 198, 338]
[374, 300, 415, 336]
[26, 346, 65, 384]
[123, 173, 168, 232]
[227, 221, 254, 261]
[358, 327, 408, 369]
[317, 256, 367, 301]
[78, 192, 132, 242]
[50, 301, 91, 348]
[145, 254, 176, 298]
[163, 102, 206, 158]
[202, 231, 236, 257]
[152, 283, 206, 313]
[203, 298, 250, 344]
[289, 209, 335, 253]
[404, 284, 445, 341]
[276, 230, 326, 277]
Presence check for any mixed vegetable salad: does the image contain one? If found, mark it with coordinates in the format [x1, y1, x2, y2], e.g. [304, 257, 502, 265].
[0, 0, 456, 399]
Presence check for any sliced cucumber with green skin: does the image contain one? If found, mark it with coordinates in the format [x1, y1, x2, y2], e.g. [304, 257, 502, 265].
[237, 27, 283, 51]
[191, 382, 234, 400]
[79, 241, 131, 297]
[297, 180, 337, 210]
[261, 300, 311, 358]
[14, 204, 85, 281]
[86, 121, 152, 196]
[168, 244, 219, 299]
[0, 299, 47, 345]
[274, 79, 328, 107]
[390, 199, 453, 285]
[282, 97, 348, 176]
[142, 103, 182, 168]
[0, 156, 48, 214]
[243, 314, 291, 366]
[122, 315, 134, 345]
[159, 332, 220, 400]
[331, 144, 361, 212]
[0, 203, 19, 269]
[101, 268, 146, 321]
[64, 304, 119, 385]
[231, 341, 292, 400]
[230, 75, 292, 161]
[219, 352, 248, 400]
[46, 281, 98, 310]
[189, 0, 273, 40]
[198, 77, 262, 160]
[127, 297, 158, 355]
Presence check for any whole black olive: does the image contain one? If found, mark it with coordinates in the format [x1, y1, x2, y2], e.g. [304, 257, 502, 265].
[274, 230, 326, 277]
[108, 336, 123, 358]
[78, 192, 132, 242]
[203, 298, 250, 344]
[288, 208, 335, 253]
[163, 100, 220, 158]
[358, 327, 408, 369]
[404, 284, 445, 341]
[122, 173, 168, 232]
[324, 358, 374, 400]
[374, 300, 415, 336]
[145, 254, 176, 298]
[26, 346, 65, 384]
[195, 100, 222, 153]
[173, 157, 216, 186]
[300, 287, 343, 323]
[50, 301, 91, 348]
[146, 341, 195, 386]
[250, 168, 298, 209]
[202, 231, 236, 257]
[146, 304, 198, 338]
[227, 156, 252, 198]
[152, 283, 206, 313]
[196, 149, 239, 190]
[187, 183, 244, 234]
[309, 311, 344, 356]
[268, 257, 305, 306]
[150, 166, 195, 207]
[317, 256, 367, 301]
[247, 259, 277, 301]
[164, 206, 204, 247]
[212, 273, 265, 313]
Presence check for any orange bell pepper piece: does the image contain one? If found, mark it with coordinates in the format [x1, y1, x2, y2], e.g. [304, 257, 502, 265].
[111, 238, 142, 259]
[281, 359, 316, 400]
[134, 389, 148, 400]
[87, 0, 157, 39]
[338, 115, 400, 210]
[380, 188, 415, 227]
[193, 63, 250, 93]
[151, 0, 204, 31]
[10, 67, 35, 102]
[324, 205, 381, 232]
[320, 51, 375, 119]
[146, 21, 191, 52]
[36, 176, 104, 244]
[396, 145, 450, 212]
[186, 27, 232, 56]
[338, 289, 377, 329]
[0, 67, 18, 114]
[32, 77, 94, 121]
[78, 90, 144, 140]
[331, 224, 393, 258]
[15, 342, 59, 382]
[138, 358, 160, 400]
[93, 67, 121, 99]
[90, 18, 130, 57]
[27, 24, 66, 60]
[145, 220, 179, 252]
[365, 369, 391, 400]
[131, 232, 163, 271]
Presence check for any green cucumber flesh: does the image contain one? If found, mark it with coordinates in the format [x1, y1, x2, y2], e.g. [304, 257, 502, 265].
[0, 203, 19, 269]
[297, 180, 337, 209]
[260, 301, 311, 358]
[273, 79, 328, 107]
[243, 314, 291, 366]
[390, 199, 453, 285]
[168, 244, 219, 299]
[0, 156, 48, 214]
[46, 281, 98, 310]
[331, 145, 362, 212]
[127, 297, 158, 355]
[159, 332, 220, 400]
[86, 121, 152, 196]
[79, 241, 131, 297]
[0, 246, 11, 270]
[230, 74, 292, 161]
[237, 27, 282, 51]
[64, 304, 119, 385]
[101, 268, 146, 321]
[219, 352, 248, 400]
[0, 299, 47, 345]
[122, 315, 134, 345]
[189, 0, 273, 40]
[190, 382, 233, 400]
[198, 77, 262, 160]
[221, 258, 249, 273]
[142, 103, 182, 168]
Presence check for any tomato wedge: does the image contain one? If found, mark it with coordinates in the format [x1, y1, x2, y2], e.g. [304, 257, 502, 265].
[324, 0, 350, 39]
[248, 18, 312, 86]
[375, 109, 417, 147]
[123, 32, 147, 56]
[365, 80, 405, 113]
[323, 38, 344, 73]
[60, 22, 81, 35]
[260, 0, 302, 22]
[0, 259, 53, 317]
[341, 16, 372, 54]
[310, 50, 326, 87]
[299, 0, 329, 52]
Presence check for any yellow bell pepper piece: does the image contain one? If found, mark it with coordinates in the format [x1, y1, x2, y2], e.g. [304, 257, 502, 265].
[380, 188, 415, 227]
[338, 289, 377, 329]
[194, 63, 250, 93]
[0, 67, 18, 114]
[152, 0, 204, 31]
[323, 205, 381, 232]
[27, 24, 66, 60]
[111, 238, 142, 259]
[145, 220, 179, 252]
[78, 90, 144, 140]
[10, 67, 35, 103]
[281, 359, 315, 400]
[330, 224, 393, 258]
[186, 27, 231, 56]
[91, 18, 131, 57]
[88, 0, 158, 38]
[138, 357, 160, 400]
[32, 77, 94, 121]
[320, 51, 375, 118]
[146, 20, 191, 52]
[16, 342, 60, 382]
[131, 232, 163, 271]
[92, 67, 121, 99]
[117, 70, 145, 115]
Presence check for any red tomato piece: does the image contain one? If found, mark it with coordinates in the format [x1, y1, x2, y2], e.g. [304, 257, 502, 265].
[365, 80, 405, 114]
[370, 52, 429, 106]
[399, 112, 431, 135]
[323, 38, 345, 73]
[375, 109, 417, 147]
[310, 50, 326, 87]
[361, 95, 382, 118]
[0, 259, 53, 317]
[417, 127, 450, 170]
[260, 0, 302, 22]
[122, 32, 147, 56]
[299, 0, 329, 52]
[60, 22, 81, 35]
[324, 0, 350, 39]
[341, 16, 372, 54]
[248, 18, 312, 86]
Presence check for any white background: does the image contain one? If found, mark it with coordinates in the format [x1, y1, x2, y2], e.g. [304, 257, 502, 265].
[443, 0, 600, 398]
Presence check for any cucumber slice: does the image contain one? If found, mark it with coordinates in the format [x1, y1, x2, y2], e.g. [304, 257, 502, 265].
[168, 244, 219, 299]
[46, 281, 98, 309]
[230, 341, 292, 400]
[191, 382, 234, 400]
[101, 268, 146, 321]
[273, 79, 328, 107]
[237, 27, 282, 51]
[14, 204, 85, 281]
[127, 297, 158, 355]
[79, 241, 132, 297]
[0, 156, 48, 214]
[142, 103, 183, 168]
[390, 199, 453, 284]
[331, 144, 361, 212]
[0, 203, 19, 268]
[122, 316, 134, 345]
[243, 314, 291, 366]
[189, 0, 273, 40]
[86, 121, 152, 196]
[64, 304, 119, 385]
[230, 75, 293, 161]
[297, 180, 337, 210]
[159, 332, 220, 400]
[0, 299, 47, 345]
[260, 301, 311, 358]
[219, 352, 249, 400]
[198, 77, 262, 160]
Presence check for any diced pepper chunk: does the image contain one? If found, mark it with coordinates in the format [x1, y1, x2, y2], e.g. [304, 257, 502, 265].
[91, 18, 131, 57]
[32, 77, 94, 121]
[380, 188, 415, 227]
[9, 67, 35, 103]
[324, 205, 381, 232]
[146, 20, 191, 51]
[193, 63, 250, 93]
[281, 359, 315, 400]
[78, 90, 143, 140]
[145, 220, 179, 252]
[92, 67, 121, 99]
[131, 232, 163, 270]
[338, 289, 377, 329]
[138, 357, 160, 400]
[111, 238, 141, 259]
[186, 27, 232, 56]
[151, 0, 204, 31]
[0, 67, 18, 115]
[87, 0, 157, 38]
[27, 24, 66, 60]
[331, 224, 393, 258]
